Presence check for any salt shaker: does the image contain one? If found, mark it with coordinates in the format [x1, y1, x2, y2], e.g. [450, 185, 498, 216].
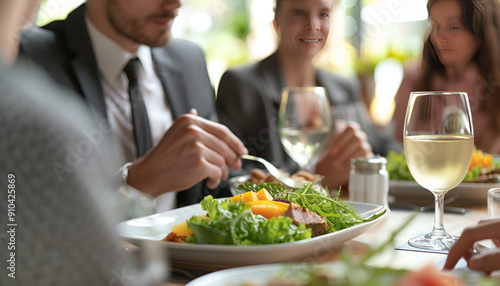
[348, 157, 389, 208]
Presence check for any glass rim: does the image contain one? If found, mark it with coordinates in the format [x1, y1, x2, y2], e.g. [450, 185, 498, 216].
[281, 86, 327, 93]
[404, 90, 474, 138]
[410, 91, 468, 96]
[488, 188, 500, 196]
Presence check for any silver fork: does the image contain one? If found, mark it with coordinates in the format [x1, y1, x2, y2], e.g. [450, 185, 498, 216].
[241, 154, 307, 188]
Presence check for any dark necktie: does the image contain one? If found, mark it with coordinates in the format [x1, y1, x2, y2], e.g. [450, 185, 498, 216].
[123, 58, 153, 157]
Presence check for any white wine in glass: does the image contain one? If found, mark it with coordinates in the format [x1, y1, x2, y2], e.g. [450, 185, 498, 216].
[404, 91, 474, 251]
[279, 87, 331, 171]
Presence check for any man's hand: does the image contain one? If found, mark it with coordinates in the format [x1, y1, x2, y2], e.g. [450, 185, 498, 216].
[315, 120, 373, 189]
[126, 110, 247, 197]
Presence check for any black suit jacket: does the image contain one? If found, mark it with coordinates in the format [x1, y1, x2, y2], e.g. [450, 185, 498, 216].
[217, 53, 401, 173]
[19, 4, 230, 207]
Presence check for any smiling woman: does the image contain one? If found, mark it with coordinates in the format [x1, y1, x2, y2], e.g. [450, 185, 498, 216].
[216, 0, 401, 195]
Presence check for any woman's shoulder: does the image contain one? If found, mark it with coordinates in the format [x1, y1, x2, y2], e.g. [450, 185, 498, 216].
[219, 54, 280, 90]
[224, 54, 278, 77]
[218, 62, 262, 91]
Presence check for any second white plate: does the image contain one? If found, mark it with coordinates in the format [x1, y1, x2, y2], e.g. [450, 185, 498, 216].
[390, 180, 500, 205]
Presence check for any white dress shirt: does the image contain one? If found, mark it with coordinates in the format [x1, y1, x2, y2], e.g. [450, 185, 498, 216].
[86, 17, 176, 212]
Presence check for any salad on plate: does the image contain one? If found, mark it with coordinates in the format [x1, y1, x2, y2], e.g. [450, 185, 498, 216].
[164, 182, 385, 245]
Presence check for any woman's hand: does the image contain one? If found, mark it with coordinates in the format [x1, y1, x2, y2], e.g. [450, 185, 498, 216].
[444, 218, 500, 274]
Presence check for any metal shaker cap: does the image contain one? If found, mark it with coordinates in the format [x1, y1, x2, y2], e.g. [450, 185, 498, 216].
[351, 157, 387, 172]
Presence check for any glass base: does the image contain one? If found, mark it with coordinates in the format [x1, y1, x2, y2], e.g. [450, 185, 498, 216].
[408, 232, 459, 251]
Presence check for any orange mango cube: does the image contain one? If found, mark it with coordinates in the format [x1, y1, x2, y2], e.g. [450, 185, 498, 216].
[171, 221, 194, 236]
[256, 188, 274, 201]
[250, 204, 287, 219]
[483, 154, 493, 169]
[230, 191, 259, 203]
[246, 200, 289, 209]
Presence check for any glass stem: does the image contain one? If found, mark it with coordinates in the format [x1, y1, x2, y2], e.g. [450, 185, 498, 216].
[431, 192, 447, 236]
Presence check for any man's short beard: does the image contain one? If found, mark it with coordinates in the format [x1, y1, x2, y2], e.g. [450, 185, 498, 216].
[106, 1, 173, 47]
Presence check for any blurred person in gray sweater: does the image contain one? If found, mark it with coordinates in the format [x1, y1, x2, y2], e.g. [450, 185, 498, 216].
[0, 1, 165, 285]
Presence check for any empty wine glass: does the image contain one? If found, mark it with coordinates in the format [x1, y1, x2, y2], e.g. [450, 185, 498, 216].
[278, 87, 332, 171]
[404, 91, 474, 251]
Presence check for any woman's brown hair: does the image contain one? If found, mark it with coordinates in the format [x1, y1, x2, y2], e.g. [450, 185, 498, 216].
[420, 0, 500, 130]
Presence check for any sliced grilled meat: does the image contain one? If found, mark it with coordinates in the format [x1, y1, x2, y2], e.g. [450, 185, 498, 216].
[283, 203, 328, 237]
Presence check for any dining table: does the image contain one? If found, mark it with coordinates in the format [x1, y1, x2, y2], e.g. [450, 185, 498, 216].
[154, 192, 495, 286]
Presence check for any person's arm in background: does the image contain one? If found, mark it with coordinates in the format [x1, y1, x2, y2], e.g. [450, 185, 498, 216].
[315, 120, 374, 189]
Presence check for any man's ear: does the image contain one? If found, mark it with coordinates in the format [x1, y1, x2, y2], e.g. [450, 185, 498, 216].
[272, 18, 280, 37]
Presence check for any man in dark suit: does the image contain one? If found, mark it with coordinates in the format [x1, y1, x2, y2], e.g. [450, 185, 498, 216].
[20, 0, 247, 211]
[217, 0, 401, 190]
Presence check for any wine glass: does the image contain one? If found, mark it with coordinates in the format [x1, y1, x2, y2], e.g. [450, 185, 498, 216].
[404, 91, 474, 250]
[278, 86, 332, 171]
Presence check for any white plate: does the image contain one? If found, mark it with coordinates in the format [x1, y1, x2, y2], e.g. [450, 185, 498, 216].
[117, 200, 389, 268]
[389, 181, 500, 205]
[186, 261, 479, 286]
[185, 263, 336, 286]
[228, 175, 250, 196]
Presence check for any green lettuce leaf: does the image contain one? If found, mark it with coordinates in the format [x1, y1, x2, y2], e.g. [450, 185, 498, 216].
[185, 196, 312, 245]
[386, 150, 414, 181]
